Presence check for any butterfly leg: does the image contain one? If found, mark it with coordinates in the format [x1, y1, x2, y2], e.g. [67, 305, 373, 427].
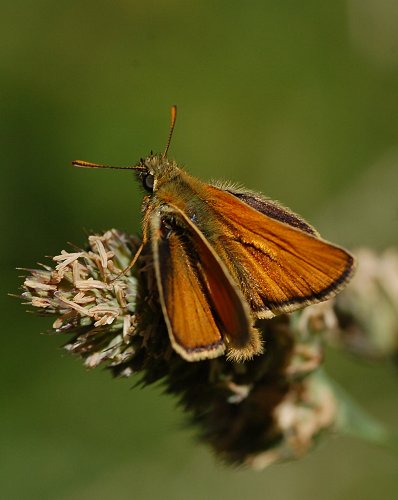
[110, 239, 146, 282]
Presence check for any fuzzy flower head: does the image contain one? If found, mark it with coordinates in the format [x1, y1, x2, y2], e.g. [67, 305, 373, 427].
[22, 230, 146, 371]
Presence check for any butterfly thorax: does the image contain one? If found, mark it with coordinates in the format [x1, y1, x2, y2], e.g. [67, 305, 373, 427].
[140, 155, 220, 239]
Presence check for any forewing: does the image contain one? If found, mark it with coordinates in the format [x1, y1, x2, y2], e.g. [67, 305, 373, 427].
[206, 185, 356, 318]
[150, 209, 260, 361]
[223, 186, 318, 236]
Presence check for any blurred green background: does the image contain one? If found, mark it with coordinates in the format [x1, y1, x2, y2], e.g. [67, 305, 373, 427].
[2, 1, 398, 498]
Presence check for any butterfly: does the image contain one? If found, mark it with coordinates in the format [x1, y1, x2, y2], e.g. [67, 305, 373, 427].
[73, 106, 355, 362]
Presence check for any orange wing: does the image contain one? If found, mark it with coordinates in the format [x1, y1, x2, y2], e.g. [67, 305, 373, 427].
[150, 208, 262, 362]
[205, 185, 356, 319]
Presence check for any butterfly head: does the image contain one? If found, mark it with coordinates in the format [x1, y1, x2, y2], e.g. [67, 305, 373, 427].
[135, 154, 181, 193]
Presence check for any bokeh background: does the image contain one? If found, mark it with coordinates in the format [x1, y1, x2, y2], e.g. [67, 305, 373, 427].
[2, 1, 398, 498]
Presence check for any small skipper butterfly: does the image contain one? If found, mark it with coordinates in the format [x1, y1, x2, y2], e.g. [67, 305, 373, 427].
[73, 106, 355, 362]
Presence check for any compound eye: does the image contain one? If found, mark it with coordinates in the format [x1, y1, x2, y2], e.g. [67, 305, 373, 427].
[143, 173, 155, 191]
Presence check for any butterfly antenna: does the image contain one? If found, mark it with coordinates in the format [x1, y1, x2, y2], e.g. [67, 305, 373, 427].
[72, 160, 146, 171]
[162, 105, 177, 159]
